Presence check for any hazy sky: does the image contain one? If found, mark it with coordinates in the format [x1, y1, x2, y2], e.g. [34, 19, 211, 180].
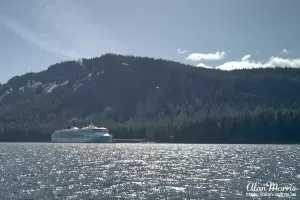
[1, 0, 300, 83]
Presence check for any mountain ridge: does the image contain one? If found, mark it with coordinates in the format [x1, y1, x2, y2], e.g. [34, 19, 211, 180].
[1, 53, 300, 143]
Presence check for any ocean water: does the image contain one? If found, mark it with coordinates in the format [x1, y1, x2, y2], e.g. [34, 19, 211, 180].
[0, 143, 299, 200]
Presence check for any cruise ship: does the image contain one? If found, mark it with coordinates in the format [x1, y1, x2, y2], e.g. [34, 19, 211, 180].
[51, 123, 113, 143]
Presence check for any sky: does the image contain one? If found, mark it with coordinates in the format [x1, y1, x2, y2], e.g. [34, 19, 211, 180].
[1, 0, 300, 83]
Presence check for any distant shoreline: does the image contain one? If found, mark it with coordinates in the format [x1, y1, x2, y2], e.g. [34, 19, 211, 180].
[0, 141, 299, 144]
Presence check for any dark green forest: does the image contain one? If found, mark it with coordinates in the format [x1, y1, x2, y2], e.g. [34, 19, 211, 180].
[0, 53, 300, 143]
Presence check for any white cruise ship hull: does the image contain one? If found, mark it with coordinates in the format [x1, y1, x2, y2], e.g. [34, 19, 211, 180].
[51, 126, 112, 143]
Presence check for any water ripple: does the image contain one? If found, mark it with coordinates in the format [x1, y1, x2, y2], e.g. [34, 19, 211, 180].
[0, 143, 299, 199]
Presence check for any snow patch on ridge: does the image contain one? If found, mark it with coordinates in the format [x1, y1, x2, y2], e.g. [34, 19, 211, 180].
[0, 88, 13, 101]
[19, 86, 25, 92]
[44, 80, 69, 93]
[60, 80, 69, 86]
[18, 80, 43, 92]
[27, 80, 43, 89]
[45, 82, 58, 93]
[74, 83, 82, 91]
[95, 70, 104, 75]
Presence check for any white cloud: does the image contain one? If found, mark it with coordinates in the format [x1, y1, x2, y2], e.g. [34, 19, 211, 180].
[196, 63, 213, 68]
[241, 54, 251, 61]
[216, 56, 300, 70]
[186, 51, 226, 61]
[177, 48, 188, 54]
[280, 48, 289, 54]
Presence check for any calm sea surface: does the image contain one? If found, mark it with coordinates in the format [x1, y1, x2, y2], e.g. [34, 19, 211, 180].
[0, 143, 299, 200]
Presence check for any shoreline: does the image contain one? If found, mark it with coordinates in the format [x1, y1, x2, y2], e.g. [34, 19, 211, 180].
[0, 141, 299, 144]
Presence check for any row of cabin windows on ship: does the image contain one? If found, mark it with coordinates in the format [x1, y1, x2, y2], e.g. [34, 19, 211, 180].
[53, 135, 91, 138]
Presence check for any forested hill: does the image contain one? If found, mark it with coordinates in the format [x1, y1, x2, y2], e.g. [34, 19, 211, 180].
[1, 53, 300, 143]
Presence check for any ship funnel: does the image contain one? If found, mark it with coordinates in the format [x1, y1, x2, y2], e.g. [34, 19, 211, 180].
[89, 122, 96, 129]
